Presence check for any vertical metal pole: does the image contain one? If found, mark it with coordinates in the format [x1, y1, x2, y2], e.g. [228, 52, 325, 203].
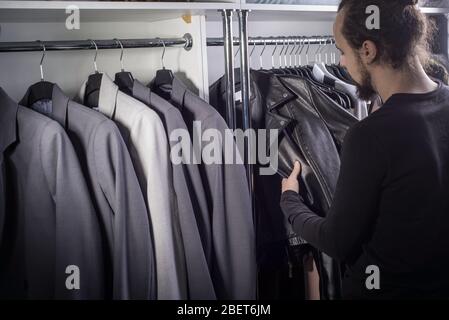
[238, 9, 255, 224]
[446, 14, 449, 60]
[221, 9, 236, 130]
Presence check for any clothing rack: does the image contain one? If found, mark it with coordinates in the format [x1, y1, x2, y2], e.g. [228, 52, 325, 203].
[206, 33, 335, 138]
[206, 35, 334, 47]
[207, 32, 335, 230]
[0, 33, 193, 52]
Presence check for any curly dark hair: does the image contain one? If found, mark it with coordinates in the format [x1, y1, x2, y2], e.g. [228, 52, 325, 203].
[425, 55, 449, 84]
[338, 0, 435, 69]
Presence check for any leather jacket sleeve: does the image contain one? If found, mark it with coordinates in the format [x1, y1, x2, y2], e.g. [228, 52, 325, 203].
[280, 121, 388, 262]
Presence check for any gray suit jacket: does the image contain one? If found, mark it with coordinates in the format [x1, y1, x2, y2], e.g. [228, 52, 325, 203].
[132, 80, 215, 299]
[20, 84, 155, 300]
[0, 87, 104, 299]
[151, 77, 257, 299]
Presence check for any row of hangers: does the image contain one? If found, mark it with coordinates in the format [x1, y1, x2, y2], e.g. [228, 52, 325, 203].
[233, 36, 354, 85]
[233, 37, 338, 70]
[235, 36, 357, 110]
[25, 38, 175, 109]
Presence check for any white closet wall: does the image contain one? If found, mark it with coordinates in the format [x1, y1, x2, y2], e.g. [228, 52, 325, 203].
[0, 15, 208, 101]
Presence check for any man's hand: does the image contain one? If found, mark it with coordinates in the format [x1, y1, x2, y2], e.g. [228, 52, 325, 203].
[282, 161, 302, 194]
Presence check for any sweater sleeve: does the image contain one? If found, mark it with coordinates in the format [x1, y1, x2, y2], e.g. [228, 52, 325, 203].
[280, 122, 388, 262]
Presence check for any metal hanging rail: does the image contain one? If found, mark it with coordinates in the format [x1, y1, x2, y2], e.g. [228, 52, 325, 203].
[220, 9, 237, 131]
[237, 10, 255, 228]
[207, 35, 334, 47]
[0, 33, 193, 52]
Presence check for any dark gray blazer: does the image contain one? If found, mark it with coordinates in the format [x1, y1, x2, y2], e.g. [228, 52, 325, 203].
[19, 84, 155, 300]
[151, 77, 257, 299]
[0, 87, 104, 299]
[132, 80, 215, 299]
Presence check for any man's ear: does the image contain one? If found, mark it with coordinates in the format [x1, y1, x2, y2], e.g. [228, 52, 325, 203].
[359, 40, 377, 65]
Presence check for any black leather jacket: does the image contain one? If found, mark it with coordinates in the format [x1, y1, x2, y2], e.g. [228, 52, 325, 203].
[210, 69, 358, 299]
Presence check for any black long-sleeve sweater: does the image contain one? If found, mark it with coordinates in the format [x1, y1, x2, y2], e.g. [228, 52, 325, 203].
[280, 81, 449, 299]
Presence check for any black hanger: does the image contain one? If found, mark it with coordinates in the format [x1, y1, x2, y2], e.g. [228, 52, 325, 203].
[154, 68, 174, 87]
[113, 39, 134, 96]
[26, 41, 54, 106]
[84, 39, 103, 109]
[153, 39, 174, 88]
[84, 73, 102, 108]
[27, 81, 54, 106]
[115, 71, 134, 96]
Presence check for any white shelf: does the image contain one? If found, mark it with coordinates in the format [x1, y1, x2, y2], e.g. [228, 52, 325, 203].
[421, 7, 449, 14]
[0, 1, 239, 22]
[0, 1, 239, 10]
[241, 3, 449, 21]
[241, 4, 337, 21]
[242, 2, 449, 12]
[242, 3, 338, 12]
[0, 1, 447, 23]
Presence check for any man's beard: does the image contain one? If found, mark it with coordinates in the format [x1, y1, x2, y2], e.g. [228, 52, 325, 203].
[355, 58, 377, 101]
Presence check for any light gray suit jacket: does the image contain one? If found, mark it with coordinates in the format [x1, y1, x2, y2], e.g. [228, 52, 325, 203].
[0, 87, 104, 299]
[20, 84, 155, 300]
[132, 80, 216, 299]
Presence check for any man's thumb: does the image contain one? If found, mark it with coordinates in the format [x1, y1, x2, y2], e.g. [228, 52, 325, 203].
[290, 161, 301, 178]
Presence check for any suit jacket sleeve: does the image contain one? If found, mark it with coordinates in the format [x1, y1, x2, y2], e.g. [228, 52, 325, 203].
[40, 121, 105, 299]
[94, 120, 155, 300]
